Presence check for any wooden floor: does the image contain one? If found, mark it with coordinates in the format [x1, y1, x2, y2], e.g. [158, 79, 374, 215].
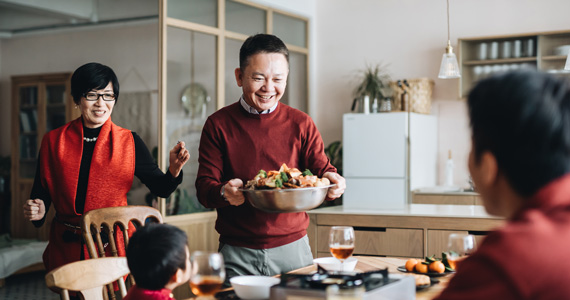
[0, 271, 59, 300]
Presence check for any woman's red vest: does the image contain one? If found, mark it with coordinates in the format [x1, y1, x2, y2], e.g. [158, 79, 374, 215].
[39, 117, 135, 272]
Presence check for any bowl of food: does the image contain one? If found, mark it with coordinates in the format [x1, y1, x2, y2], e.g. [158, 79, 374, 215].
[313, 257, 358, 272]
[230, 275, 280, 299]
[241, 164, 335, 213]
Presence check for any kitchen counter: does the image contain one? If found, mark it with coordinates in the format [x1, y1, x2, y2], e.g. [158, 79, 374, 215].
[308, 203, 496, 219]
[307, 204, 504, 259]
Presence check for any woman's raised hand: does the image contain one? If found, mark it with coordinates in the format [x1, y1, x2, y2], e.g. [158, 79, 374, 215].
[23, 199, 46, 221]
[169, 141, 190, 178]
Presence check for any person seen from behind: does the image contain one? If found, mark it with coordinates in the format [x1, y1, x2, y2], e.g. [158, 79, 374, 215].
[435, 70, 570, 299]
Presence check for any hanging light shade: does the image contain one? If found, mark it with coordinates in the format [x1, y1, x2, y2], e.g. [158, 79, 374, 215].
[438, 0, 461, 79]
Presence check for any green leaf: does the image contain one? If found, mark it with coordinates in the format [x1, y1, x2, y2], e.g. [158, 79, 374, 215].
[302, 169, 313, 176]
[275, 178, 283, 188]
[280, 172, 289, 182]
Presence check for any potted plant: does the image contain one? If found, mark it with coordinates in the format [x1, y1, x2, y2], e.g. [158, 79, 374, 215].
[353, 63, 393, 113]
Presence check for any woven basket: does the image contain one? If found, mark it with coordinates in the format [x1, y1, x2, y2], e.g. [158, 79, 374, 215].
[389, 78, 434, 114]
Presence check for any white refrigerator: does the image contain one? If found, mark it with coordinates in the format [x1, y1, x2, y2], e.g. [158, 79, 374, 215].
[342, 112, 437, 210]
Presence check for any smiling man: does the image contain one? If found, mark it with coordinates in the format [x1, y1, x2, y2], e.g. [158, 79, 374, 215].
[435, 70, 570, 299]
[196, 34, 346, 284]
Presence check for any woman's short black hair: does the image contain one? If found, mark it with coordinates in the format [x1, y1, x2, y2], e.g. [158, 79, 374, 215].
[468, 70, 570, 197]
[126, 223, 188, 290]
[70, 62, 119, 105]
[239, 34, 289, 71]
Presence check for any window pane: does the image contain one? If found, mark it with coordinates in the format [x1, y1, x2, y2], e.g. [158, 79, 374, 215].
[166, 26, 217, 215]
[168, 0, 217, 27]
[282, 52, 308, 113]
[226, 0, 265, 36]
[225, 38, 243, 106]
[273, 12, 307, 48]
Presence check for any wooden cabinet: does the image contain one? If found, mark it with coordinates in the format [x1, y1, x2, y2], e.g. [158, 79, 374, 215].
[10, 73, 77, 239]
[308, 209, 503, 259]
[316, 226, 423, 258]
[459, 30, 570, 97]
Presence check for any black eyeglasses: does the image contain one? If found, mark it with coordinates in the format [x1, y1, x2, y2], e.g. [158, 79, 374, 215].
[83, 92, 116, 101]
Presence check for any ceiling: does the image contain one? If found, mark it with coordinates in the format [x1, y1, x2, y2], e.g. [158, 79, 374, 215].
[0, 0, 158, 38]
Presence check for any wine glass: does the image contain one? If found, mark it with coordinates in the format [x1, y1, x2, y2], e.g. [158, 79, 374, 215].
[189, 251, 225, 299]
[447, 233, 477, 270]
[329, 226, 355, 272]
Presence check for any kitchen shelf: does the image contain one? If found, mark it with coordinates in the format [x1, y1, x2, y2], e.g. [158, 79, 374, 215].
[541, 55, 568, 61]
[463, 57, 536, 66]
[458, 29, 570, 97]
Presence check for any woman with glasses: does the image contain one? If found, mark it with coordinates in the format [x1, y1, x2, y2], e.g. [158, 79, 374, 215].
[22, 62, 190, 277]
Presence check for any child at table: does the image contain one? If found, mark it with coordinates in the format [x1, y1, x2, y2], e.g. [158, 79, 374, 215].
[124, 223, 191, 300]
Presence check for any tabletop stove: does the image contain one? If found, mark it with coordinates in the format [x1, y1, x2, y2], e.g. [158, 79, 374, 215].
[269, 266, 415, 300]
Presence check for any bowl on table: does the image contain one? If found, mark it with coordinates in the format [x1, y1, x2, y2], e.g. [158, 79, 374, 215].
[241, 184, 335, 213]
[313, 257, 358, 272]
[230, 275, 280, 299]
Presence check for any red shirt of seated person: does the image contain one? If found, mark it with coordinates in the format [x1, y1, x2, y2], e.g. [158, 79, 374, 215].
[435, 70, 570, 300]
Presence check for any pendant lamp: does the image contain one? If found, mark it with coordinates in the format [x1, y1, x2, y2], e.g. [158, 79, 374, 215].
[438, 0, 461, 79]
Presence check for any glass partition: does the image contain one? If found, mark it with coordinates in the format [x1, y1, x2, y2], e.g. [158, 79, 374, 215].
[273, 12, 307, 48]
[165, 27, 217, 215]
[225, 0, 265, 35]
[225, 38, 243, 106]
[167, 0, 217, 27]
[282, 52, 308, 112]
[161, 0, 310, 215]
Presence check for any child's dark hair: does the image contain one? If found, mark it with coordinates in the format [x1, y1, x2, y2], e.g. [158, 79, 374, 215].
[126, 223, 188, 290]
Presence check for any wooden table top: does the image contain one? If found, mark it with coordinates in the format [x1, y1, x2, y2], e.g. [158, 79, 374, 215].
[185, 256, 452, 300]
[289, 256, 451, 300]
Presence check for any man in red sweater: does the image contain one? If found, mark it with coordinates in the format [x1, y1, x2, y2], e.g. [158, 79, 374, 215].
[435, 70, 570, 299]
[196, 34, 346, 283]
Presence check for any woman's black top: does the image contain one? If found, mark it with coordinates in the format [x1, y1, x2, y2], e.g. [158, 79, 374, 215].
[30, 126, 182, 227]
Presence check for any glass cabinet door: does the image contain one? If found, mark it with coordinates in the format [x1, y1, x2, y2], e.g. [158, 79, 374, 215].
[18, 86, 38, 178]
[46, 84, 67, 131]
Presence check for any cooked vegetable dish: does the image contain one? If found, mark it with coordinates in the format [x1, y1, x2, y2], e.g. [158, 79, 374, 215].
[244, 163, 330, 190]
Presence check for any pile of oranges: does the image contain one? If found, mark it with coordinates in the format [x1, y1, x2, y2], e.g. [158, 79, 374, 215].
[405, 258, 445, 274]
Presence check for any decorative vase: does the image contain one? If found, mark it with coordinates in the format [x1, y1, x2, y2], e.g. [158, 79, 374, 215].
[379, 98, 392, 112]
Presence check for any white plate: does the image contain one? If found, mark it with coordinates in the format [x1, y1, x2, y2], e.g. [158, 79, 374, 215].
[313, 257, 358, 272]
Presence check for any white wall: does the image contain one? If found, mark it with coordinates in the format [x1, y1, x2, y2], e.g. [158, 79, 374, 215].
[315, 0, 570, 187]
[0, 22, 158, 157]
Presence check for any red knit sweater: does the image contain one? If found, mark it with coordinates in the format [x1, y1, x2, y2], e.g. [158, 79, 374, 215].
[196, 102, 336, 249]
[435, 174, 570, 300]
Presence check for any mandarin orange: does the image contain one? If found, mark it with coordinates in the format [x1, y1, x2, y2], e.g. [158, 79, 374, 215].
[405, 259, 418, 272]
[415, 262, 428, 273]
[428, 261, 445, 273]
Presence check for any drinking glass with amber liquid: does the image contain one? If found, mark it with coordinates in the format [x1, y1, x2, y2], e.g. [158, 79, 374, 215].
[189, 251, 225, 299]
[447, 233, 477, 270]
[329, 226, 355, 271]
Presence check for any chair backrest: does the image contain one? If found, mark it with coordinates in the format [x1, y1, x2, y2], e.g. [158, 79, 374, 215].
[81, 205, 163, 259]
[45, 257, 130, 300]
[81, 205, 163, 299]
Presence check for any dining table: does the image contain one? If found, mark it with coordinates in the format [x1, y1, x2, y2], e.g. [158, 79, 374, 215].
[184, 256, 452, 300]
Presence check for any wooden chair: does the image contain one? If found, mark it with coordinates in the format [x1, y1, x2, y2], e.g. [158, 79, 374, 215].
[81, 205, 163, 299]
[45, 257, 130, 300]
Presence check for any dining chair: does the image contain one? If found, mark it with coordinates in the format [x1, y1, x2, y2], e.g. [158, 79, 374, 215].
[81, 205, 163, 299]
[45, 257, 130, 300]
[81, 205, 163, 259]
